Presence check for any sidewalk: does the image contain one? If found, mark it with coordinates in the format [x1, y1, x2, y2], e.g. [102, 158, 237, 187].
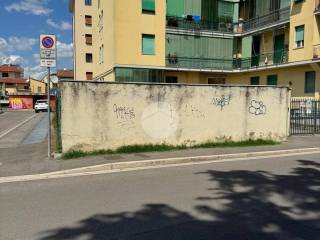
[0, 135, 319, 178]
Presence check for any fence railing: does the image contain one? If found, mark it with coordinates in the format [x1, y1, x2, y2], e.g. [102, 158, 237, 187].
[166, 50, 289, 70]
[290, 99, 320, 135]
[166, 7, 290, 34]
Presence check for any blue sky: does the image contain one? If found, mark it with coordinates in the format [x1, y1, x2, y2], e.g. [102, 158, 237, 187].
[0, 0, 73, 79]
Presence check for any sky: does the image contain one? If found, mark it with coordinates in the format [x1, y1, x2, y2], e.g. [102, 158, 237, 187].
[0, 0, 73, 79]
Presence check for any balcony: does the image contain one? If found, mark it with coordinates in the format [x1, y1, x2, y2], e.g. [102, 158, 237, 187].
[241, 7, 290, 32]
[166, 50, 289, 71]
[315, 0, 320, 15]
[166, 7, 290, 34]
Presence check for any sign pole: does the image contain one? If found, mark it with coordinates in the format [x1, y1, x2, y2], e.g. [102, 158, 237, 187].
[47, 67, 51, 159]
[40, 34, 56, 159]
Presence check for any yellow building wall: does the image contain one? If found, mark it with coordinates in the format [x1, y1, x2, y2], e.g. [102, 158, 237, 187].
[114, 0, 166, 67]
[226, 65, 320, 98]
[30, 79, 46, 94]
[289, 0, 316, 62]
[73, 0, 95, 80]
[94, 0, 115, 81]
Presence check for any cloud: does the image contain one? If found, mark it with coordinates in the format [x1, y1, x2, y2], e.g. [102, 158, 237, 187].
[6, 37, 37, 51]
[24, 65, 47, 79]
[57, 41, 73, 58]
[0, 54, 25, 65]
[5, 0, 53, 16]
[47, 19, 72, 31]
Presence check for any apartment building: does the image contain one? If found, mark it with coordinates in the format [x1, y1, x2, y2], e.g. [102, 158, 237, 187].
[70, 0, 320, 98]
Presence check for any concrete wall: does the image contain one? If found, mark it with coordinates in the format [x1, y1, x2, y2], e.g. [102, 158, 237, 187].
[60, 81, 291, 153]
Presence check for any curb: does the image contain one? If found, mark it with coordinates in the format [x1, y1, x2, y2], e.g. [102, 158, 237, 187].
[0, 147, 319, 184]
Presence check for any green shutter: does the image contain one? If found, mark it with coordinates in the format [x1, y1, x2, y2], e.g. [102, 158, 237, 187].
[305, 71, 316, 93]
[296, 26, 305, 42]
[280, 0, 291, 8]
[142, 34, 155, 55]
[255, 0, 270, 17]
[242, 36, 252, 58]
[218, 1, 234, 22]
[267, 75, 278, 86]
[142, 0, 155, 12]
[184, 0, 201, 16]
[250, 76, 260, 85]
[167, 0, 184, 17]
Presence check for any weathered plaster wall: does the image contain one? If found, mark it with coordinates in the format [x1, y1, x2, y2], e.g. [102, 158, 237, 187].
[60, 82, 291, 152]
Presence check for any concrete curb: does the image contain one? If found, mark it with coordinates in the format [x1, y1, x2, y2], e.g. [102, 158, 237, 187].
[0, 147, 319, 184]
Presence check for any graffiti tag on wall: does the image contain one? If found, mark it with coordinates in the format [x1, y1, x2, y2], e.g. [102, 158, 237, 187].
[249, 100, 267, 115]
[113, 104, 136, 120]
[211, 95, 232, 110]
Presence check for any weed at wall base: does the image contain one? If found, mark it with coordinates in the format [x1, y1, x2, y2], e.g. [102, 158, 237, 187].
[61, 139, 278, 160]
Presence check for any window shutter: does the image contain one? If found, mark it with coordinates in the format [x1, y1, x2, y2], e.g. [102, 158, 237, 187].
[305, 71, 316, 93]
[218, 1, 234, 22]
[296, 26, 304, 42]
[142, 0, 155, 11]
[142, 35, 155, 55]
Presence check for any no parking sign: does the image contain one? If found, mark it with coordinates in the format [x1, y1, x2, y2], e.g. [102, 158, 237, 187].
[40, 34, 56, 67]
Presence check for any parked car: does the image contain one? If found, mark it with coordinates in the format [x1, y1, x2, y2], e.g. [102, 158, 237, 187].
[34, 100, 49, 113]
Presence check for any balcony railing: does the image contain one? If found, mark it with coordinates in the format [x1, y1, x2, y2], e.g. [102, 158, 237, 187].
[313, 45, 320, 59]
[166, 50, 289, 71]
[166, 7, 290, 34]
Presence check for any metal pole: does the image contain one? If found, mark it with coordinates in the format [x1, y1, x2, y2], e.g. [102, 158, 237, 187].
[47, 67, 51, 158]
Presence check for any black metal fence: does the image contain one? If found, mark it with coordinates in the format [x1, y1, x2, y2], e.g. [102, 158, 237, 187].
[290, 99, 320, 135]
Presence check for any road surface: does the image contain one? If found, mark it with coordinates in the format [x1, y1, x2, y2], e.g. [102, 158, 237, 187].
[1, 152, 319, 240]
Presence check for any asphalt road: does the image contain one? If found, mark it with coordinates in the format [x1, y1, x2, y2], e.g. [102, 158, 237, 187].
[1, 153, 319, 240]
[0, 111, 46, 149]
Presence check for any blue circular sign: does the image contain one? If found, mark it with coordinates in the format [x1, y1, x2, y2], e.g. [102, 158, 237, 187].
[42, 36, 54, 49]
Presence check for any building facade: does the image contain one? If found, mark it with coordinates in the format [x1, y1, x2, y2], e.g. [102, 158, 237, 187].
[70, 0, 320, 98]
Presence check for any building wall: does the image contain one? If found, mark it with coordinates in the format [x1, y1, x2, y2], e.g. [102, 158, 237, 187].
[226, 64, 320, 98]
[73, 0, 95, 80]
[30, 79, 46, 94]
[114, 0, 166, 67]
[61, 81, 290, 152]
[289, 0, 316, 62]
[94, 0, 115, 80]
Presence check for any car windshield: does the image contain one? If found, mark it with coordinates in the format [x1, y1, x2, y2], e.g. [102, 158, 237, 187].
[36, 100, 48, 103]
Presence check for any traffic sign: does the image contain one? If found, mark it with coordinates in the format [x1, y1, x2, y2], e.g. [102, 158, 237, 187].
[40, 34, 56, 67]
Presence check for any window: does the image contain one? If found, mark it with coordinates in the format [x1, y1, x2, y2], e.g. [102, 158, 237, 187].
[86, 72, 93, 80]
[85, 15, 92, 26]
[85, 0, 92, 6]
[37, 86, 42, 93]
[86, 53, 93, 63]
[142, 0, 155, 14]
[2, 72, 9, 77]
[85, 34, 92, 45]
[142, 34, 155, 55]
[208, 78, 226, 84]
[166, 76, 178, 83]
[295, 25, 304, 48]
[267, 75, 278, 86]
[305, 71, 316, 93]
[250, 76, 260, 85]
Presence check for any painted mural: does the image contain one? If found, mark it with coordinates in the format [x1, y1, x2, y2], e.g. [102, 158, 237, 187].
[9, 97, 33, 110]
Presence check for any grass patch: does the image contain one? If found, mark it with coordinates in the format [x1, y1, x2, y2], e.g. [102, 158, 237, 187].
[61, 139, 278, 160]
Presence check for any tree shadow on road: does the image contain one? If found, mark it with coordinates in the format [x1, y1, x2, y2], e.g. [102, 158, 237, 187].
[38, 159, 320, 240]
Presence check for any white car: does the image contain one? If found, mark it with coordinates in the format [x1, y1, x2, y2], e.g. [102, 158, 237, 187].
[34, 100, 49, 113]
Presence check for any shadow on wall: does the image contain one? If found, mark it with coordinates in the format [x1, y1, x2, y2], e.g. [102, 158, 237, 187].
[38, 160, 320, 240]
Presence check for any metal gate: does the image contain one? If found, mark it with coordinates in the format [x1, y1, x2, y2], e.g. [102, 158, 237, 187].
[290, 99, 320, 135]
